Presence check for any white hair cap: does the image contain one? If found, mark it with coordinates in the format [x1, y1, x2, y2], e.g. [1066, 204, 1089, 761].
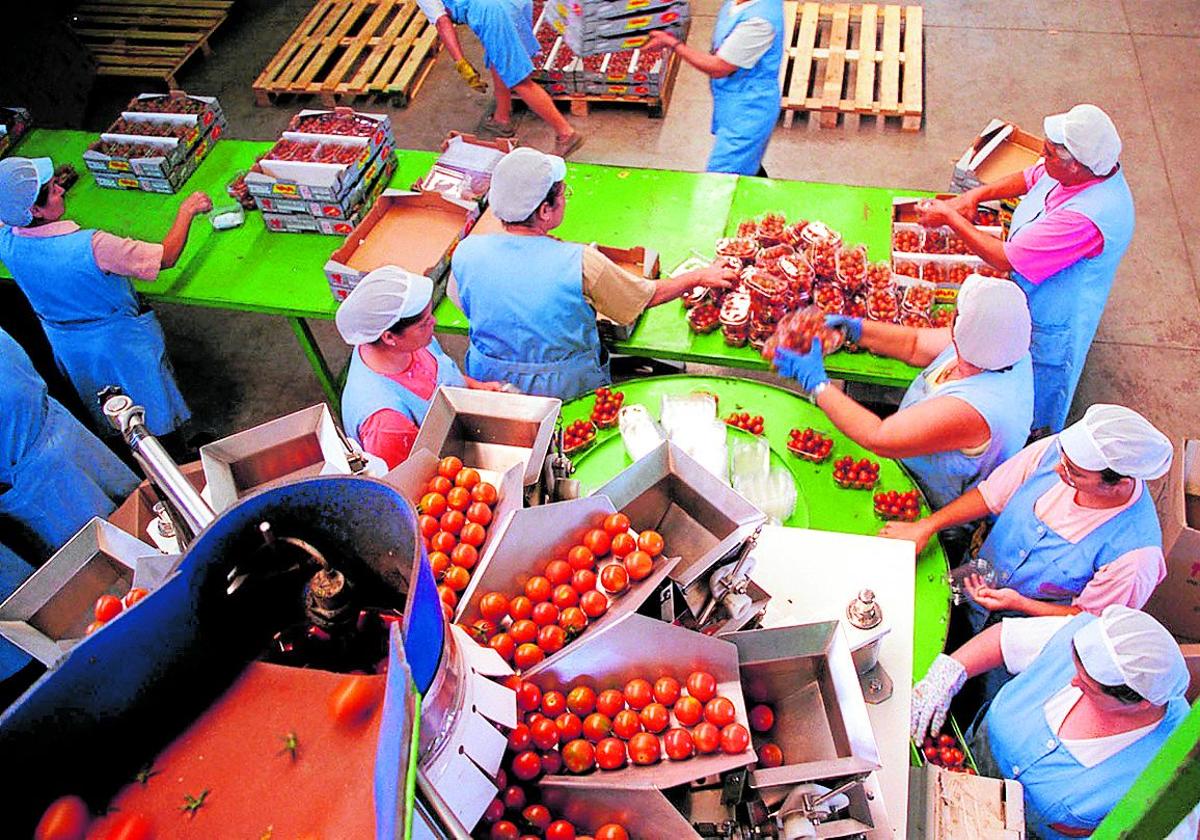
[0, 156, 54, 227]
[335, 266, 433, 345]
[1073, 605, 1189, 706]
[1043, 104, 1122, 176]
[951, 273, 1031, 370]
[488, 147, 567, 222]
[1057, 403, 1172, 480]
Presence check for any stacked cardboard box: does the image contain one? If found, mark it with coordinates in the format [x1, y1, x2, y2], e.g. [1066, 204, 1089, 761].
[545, 0, 688, 56]
[84, 92, 225, 194]
[891, 197, 1006, 304]
[247, 108, 398, 236]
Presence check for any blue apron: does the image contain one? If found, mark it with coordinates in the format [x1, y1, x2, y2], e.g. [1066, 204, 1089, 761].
[0, 541, 35, 680]
[444, 0, 538, 88]
[453, 233, 609, 400]
[1009, 169, 1134, 432]
[0, 328, 138, 561]
[341, 338, 467, 451]
[0, 226, 190, 436]
[973, 612, 1189, 840]
[708, 0, 784, 175]
[899, 345, 1034, 511]
[970, 439, 1161, 634]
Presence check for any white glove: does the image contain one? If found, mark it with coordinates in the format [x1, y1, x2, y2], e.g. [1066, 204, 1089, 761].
[911, 654, 967, 740]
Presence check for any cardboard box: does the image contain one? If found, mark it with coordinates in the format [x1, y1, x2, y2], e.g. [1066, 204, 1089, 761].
[247, 133, 385, 202]
[909, 765, 1025, 839]
[595, 244, 658, 340]
[1146, 439, 1200, 641]
[124, 91, 225, 132]
[1182, 643, 1200, 703]
[256, 142, 396, 221]
[108, 460, 207, 548]
[0, 106, 32, 159]
[101, 107, 226, 157]
[951, 118, 1044, 193]
[90, 132, 215, 194]
[417, 132, 517, 204]
[286, 107, 395, 160]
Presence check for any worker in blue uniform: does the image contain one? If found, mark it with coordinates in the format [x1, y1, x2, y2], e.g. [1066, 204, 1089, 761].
[0, 156, 211, 442]
[0, 327, 138, 561]
[912, 605, 1198, 840]
[647, 0, 783, 175]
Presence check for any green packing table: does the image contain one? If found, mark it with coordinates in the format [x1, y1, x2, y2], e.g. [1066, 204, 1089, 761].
[560, 374, 950, 678]
[1, 129, 932, 409]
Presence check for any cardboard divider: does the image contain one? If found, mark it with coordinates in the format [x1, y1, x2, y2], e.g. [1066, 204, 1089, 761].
[1146, 438, 1200, 641]
[532, 612, 757, 788]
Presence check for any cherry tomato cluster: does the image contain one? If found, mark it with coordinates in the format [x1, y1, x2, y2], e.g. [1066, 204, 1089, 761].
[930, 306, 954, 328]
[902, 284, 935, 313]
[268, 139, 361, 165]
[835, 244, 867, 291]
[84, 588, 149, 636]
[787, 428, 833, 462]
[920, 731, 974, 773]
[93, 141, 163, 160]
[899, 310, 932, 328]
[420, 456, 501, 617]
[945, 262, 973, 286]
[832, 456, 880, 490]
[755, 212, 788, 246]
[290, 111, 379, 137]
[480, 776, 629, 840]
[771, 306, 841, 357]
[467, 514, 664, 670]
[866, 261, 894, 291]
[715, 236, 758, 262]
[226, 170, 255, 209]
[813, 283, 846, 315]
[590, 387, 624, 429]
[725, 412, 764, 435]
[127, 95, 207, 114]
[582, 53, 607, 72]
[635, 49, 660, 73]
[756, 243, 795, 264]
[110, 118, 192, 139]
[687, 302, 720, 333]
[866, 287, 899, 323]
[874, 488, 921, 521]
[893, 260, 920, 279]
[562, 419, 597, 455]
[892, 229, 921, 253]
[748, 703, 785, 768]
[552, 42, 577, 69]
[502, 668, 750, 783]
[805, 239, 838, 279]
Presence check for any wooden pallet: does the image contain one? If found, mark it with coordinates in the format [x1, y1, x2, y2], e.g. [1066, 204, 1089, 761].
[778, 2, 923, 131]
[71, 0, 234, 88]
[252, 0, 441, 107]
[551, 50, 682, 119]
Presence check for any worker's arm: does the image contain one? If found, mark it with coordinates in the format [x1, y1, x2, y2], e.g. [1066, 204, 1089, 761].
[434, 14, 467, 62]
[916, 199, 1011, 272]
[159, 191, 212, 269]
[943, 170, 1030, 220]
[877, 487, 992, 553]
[645, 30, 739, 78]
[949, 622, 1006, 678]
[814, 389, 991, 460]
[964, 574, 1082, 618]
[647, 265, 735, 307]
[854, 319, 952, 368]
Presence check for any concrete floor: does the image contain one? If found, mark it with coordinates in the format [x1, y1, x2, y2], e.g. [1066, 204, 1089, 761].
[79, 0, 1198, 538]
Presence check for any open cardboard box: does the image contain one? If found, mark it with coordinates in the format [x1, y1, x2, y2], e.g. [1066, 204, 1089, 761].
[109, 460, 206, 553]
[418, 132, 518, 203]
[909, 764, 1025, 839]
[596, 244, 659, 341]
[1146, 439, 1200, 641]
[951, 118, 1044, 193]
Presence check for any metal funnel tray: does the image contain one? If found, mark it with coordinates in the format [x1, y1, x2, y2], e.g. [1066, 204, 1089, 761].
[542, 786, 700, 838]
[592, 441, 766, 612]
[730, 621, 881, 787]
[200, 404, 353, 512]
[454, 495, 678, 678]
[535, 613, 756, 790]
[0, 517, 158, 665]
[410, 386, 561, 486]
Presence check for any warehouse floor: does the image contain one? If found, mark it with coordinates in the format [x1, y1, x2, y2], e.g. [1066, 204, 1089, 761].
[77, 0, 1198, 539]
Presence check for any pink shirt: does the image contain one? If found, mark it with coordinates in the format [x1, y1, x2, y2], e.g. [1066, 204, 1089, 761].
[976, 436, 1166, 612]
[12, 220, 163, 281]
[356, 347, 440, 470]
[1001, 163, 1106, 284]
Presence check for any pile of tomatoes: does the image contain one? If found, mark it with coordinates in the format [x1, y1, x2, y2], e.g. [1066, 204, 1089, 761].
[590, 387, 623, 429]
[787, 427, 833, 462]
[724, 412, 764, 435]
[832, 456, 880, 490]
[501, 669, 751, 783]
[465, 513, 662, 670]
[920, 730, 974, 774]
[873, 489, 921, 522]
[84, 587, 149, 636]
[562, 419, 597, 455]
[747, 703, 785, 769]
[418, 456, 501, 618]
[480, 777, 628, 840]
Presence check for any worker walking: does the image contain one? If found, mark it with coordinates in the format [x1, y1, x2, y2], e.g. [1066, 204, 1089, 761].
[0, 156, 211, 442]
[647, 0, 783, 175]
[0, 327, 138, 561]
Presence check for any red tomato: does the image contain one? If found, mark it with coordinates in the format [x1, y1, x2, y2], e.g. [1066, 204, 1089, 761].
[34, 795, 90, 840]
[653, 676, 681, 706]
[639, 702, 670, 734]
[559, 606, 588, 635]
[530, 717, 559, 750]
[460, 522, 487, 548]
[609, 532, 636, 558]
[545, 559, 573, 586]
[449, 544, 477, 571]
[671, 700, 701, 733]
[440, 509, 465, 535]
[510, 619, 538, 645]
[523, 804, 552, 831]
[472, 481, 499, 505]
[542, 690, 567, 717]
[627, 731, 661, 765]
[427, 475, 453, 495]
[329, 675, 383, 727]
[579, 590, 608, 619]
[541, 750, 563, 775]
[922, 744, 940, 763]
[567, 545, 595, 571]
[704, 697, 736, 727]
[623, 678, 653, 710]
[443, 564, 470, 592]
[437, 456, 463, 479]
[488, 633, 515, 661]
[525, 576, 552, 603]
[531, 601, 560, 627]
[490, 821, 519, 840]
[455, 467, 481, 490]
[583, 528, 612, 557]
[719, 723, 750, 754]
[546, 820, 577, 840]
[507, 723, 532, 751]
[595, 736, 627, 770]
[692, 722, 720, 754]
[418, 514, 440, 538]
[595, 825, 629, 840]
[93, 813, 154, 840]
[462, 619, 495, 643]
[937, 733, 956, 748]
[437, 585, 457, 609]
[555, 712, 583, 741]
[466, 502, 493, 526]
[749, 704, 775, 733]
[611, 709, 642, 740]
[85, 620, 106, 636]
[479, 592, 509, 622]
[430, 530, 457, 554]
[537, 623, 566, 653]
[484, 798, 505, 823]
[582, 712, 612, 743]
[623, 550, 653, 582]
[508, 595, 534, 621]
[552, 584, 579, 610]
[567, 686, 597, 716]
[571, 568, 598, 594]
[636, 529, 664, 557]
[447, 486, 471, 511]
[419, 492, 447, 517]
[516, 680, 542, 712]
[510, 750, 541, 781]
[603, 512, 631, 535]
[686, 671, 718, 703]
[663, 727, 695, 761]
[514, 643, 545, 670]
[758, 743, 784, 768]
[94, 594, 122, 623]
[599, 563, 629, 594]
[562, 738, 596, 773]
[502, 784, 526, 810]
[428, 551, 450, 577]
[596, 688, 625, 717]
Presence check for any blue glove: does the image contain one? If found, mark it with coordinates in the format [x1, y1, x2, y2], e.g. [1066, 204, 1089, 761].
[773, 340, 830, 393]
[824, 314, 863, 342]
